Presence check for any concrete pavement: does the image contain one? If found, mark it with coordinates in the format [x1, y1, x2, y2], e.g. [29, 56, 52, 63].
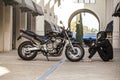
[0, 48, 120, 80]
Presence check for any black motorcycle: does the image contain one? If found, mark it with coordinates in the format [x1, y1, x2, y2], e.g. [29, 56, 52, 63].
[17, 21, 84, 62]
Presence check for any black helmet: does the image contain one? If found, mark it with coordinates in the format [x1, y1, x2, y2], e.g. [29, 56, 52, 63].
[97, 31, 107, 40]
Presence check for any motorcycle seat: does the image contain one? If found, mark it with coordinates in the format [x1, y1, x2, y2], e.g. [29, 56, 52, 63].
[20, 30, 49, 43]
[36, 35, 49, 43]
[20, 30, 36, 37]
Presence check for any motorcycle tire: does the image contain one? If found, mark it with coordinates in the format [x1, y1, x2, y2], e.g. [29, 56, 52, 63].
[18, 41, 37, 60]
[65, 44, 85, 62]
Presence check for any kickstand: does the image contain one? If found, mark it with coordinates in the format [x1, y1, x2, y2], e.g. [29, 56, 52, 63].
[45, 54, 49, 61]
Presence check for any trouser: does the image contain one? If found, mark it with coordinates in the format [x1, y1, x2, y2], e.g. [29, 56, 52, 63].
[88, 47, 97, 59]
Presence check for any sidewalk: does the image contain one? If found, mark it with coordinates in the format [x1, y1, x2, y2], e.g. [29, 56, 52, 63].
[0, 48, 120, 80]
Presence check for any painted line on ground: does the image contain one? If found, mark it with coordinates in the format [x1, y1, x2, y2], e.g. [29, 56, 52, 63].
[37, 57, 66, 80]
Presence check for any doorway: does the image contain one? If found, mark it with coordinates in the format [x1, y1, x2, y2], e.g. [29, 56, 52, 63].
[68, 9, 100, 45]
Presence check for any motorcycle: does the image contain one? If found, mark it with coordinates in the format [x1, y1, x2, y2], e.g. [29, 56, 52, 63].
[17, 21, 85, 62]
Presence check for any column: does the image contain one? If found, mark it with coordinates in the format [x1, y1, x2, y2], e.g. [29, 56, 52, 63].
[112, 0, 120, 49]
[31, 16, 36, 32]
[36, 16, 44, 35]
[0, 1, 4, 52]
[36, 0, 44, 35]
[27, 12, 32, 30]
[21, 12, 27, 30]
[15, 6, 21, 48]
[113, 17, 120, 49]
[3, 6, 13, 51]
[16, 9, 27, 48]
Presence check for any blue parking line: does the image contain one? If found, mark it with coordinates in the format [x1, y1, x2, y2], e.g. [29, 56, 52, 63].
[37, 57, 66, 80]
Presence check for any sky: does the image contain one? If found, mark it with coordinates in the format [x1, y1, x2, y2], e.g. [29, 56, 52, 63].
[82, 13, 99, 30]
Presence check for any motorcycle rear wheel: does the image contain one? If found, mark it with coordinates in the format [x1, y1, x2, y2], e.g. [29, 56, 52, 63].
[65, 44, 84, 62]
[18, 41, 37, 60]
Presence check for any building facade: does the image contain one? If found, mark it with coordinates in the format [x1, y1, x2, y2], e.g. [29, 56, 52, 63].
[0, 0, 120, 52]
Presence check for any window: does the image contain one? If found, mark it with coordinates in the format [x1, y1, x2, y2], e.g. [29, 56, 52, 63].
[72, 0, 84, 3]
[90, 0, 95, 3]
[73, 0, 95, 4]
[78, 0, 84, 3]
[84, 0, 90, 3]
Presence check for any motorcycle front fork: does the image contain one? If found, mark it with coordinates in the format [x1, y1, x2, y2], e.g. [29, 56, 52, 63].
[64, 40, 75, 53]
[64, 31, 75, 53]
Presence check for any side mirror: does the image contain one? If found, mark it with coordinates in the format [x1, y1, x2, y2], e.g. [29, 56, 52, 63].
[60, 21, 63, 24]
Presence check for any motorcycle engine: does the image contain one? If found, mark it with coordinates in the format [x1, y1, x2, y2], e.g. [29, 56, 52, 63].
[46, 37, 63, 54]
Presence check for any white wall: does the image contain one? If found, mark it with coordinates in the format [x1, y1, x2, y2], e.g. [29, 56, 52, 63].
[112, 0, 120, 49]
[84, 0, 106, 31]
[35, 0, 45, 35]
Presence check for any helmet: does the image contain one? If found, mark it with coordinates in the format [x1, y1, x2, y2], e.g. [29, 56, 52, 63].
[97, 31, 107, 40]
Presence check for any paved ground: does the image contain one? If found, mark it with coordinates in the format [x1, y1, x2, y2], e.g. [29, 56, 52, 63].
[0, 48, 120, 80]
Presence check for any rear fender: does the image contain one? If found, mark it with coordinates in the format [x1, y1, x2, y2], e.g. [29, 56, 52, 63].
[17, 35, 37, 46]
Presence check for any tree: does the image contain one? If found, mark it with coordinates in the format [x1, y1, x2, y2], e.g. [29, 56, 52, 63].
[91, 28, 98, 32]
[76, 13, 83, 45]
[83, 25, 89, 33]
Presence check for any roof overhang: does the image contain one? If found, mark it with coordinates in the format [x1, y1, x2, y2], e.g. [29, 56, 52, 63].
[32, 1, 44, 16]
[20, 0, 36, 13]
[3, 0, 22, 5]
[113, 2, 120, 17]
[2, 0, 44, 16]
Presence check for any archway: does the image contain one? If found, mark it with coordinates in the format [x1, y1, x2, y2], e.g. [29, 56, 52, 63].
[68, 9, 100, 28]
[68, 9, 100, 45]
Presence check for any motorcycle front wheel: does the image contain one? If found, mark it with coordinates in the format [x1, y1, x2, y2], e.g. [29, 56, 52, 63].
[18, 41, 37, 60]
[65, 44, 85, 62]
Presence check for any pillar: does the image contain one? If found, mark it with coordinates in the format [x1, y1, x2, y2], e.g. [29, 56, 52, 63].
[16, 8, 27, 48]
[36, 16, 44, 35]
[0, 1, 4, 52]
[13, 7, 21, 48]
[112, 0, 120, 49]
[113, 17, 120, 49]
[36, 0, 44, 35]
[31, 16, 36, 32]
[3, 6, 13, 51]
[21, 12, 27, 30]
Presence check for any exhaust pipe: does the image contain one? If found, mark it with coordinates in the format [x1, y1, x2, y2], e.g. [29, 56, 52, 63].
[27, 47, 40, 51]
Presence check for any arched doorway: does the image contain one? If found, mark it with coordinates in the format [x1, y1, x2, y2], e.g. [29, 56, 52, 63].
[68, 9, 100, 45]
[68, 9, 100, 28]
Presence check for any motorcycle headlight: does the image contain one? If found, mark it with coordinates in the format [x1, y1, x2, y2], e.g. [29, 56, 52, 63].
[67, 31, 72, 38]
